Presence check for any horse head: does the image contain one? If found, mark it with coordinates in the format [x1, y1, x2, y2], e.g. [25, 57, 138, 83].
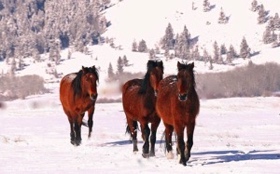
[176, 61, 195, 101]
[148, 60, 164, 96]
[81, 66, 99, 101]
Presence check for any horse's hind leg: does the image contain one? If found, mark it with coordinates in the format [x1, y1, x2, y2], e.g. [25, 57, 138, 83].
[127, 118, 138, 152]
[141, 123, 150, 158]
[149, 116, 161, 157]
[73, 115, 83, 146]
[69, 121, 75, 145]
[65, 111, 75, 145]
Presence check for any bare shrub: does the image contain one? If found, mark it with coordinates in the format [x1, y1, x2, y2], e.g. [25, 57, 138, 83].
[197, 62, 280, 99]
[0, 74, 48, 101]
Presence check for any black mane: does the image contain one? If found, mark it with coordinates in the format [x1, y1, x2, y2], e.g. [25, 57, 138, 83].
[139, 60, 163, 94]
[71, 66, 99, 98]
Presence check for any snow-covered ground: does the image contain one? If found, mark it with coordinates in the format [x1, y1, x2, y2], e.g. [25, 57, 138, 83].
[0, 90, 279, 173]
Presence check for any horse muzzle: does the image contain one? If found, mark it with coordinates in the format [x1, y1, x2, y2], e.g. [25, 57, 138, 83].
[178, 93, 188, 101]
[90, 94, 98, 101]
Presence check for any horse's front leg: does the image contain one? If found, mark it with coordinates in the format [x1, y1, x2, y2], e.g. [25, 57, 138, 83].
[141, 124, 150, 158]
[73, 115, 83, 146]
[185, 121, 195, 162]
[175, 125, 186, 166]
[87, 106, 95, 138]
[164, 123, 174, 159]
[149, 116, 161, 157]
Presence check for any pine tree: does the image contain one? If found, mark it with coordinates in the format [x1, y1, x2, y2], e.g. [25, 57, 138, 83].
[203, 49, 210, 64]
[263, 26, 272, 44]
[138, 39, 148, 52]
[229, 44, 238, 58]
[251, 0, 258, 12]
[117, 56, 123, 74]
[240, 37, 251, 59]
[213, 41, 220, 63]
[226, 51, 233, 64]
[209, 58, 213, 70]
[132, 40, 138, 52]
[267, 17, 275, 31]
[149, 49, 156, 60]
[123, 55, 129, 66]
[220, 44, 227, 55]
[161, 23, 174, 49]
[192, 45, 200, 60]
[108, 62, 114, 79]
[257, 4, 266, 24]
[218, 8, 227, 24]
[273, 13, 280, 29]
[203, 0, 211, 12]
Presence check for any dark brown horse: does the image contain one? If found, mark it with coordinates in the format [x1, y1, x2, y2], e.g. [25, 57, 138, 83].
[59, 66, 99, 146]
[156, 62, 200, 166]
[122, 60, 164, 157]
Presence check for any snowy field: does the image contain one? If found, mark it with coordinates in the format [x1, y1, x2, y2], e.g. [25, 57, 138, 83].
[0, 88, 279, 174]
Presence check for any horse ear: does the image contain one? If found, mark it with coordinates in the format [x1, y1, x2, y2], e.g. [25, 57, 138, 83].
[177, 61, 182, 70]
[158, 61, 163, 68]
[190, 62, 194, 69]
[82, 66, 86, 74]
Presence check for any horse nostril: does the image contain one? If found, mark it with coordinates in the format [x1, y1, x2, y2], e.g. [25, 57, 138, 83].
[178, 93, 188, 101]
[90, 94, 98, 101]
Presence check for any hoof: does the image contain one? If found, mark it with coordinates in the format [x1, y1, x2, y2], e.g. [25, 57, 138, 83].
[149, 152, 155, 157]
[166, 151, 174, 159]
[179, 159, 187, 166]
[142, 153, 150, 158]
[71, 140, 76, 145]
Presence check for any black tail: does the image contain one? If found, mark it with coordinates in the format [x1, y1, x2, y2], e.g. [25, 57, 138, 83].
[125, 121, 139, 134]
[82, 119, 88, 127]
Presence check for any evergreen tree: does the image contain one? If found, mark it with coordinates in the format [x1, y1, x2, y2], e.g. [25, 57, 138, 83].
[123, 55, 129, 66]
[218, 8, 228, 24]
[213, 41, 220, 63]
[138, 39, 148, 52]
[108, 62, 114, 79]
[251, 0, 258, 12]
[203, 49, 210, 64]
[149, 49, 156, 60]
[271, 33, 279, 48]
[263, 26, 272, 44]
[257, 4, 266, 24]
[161, 23, 174, 49]
[240, 37, 251, 59]
[209, 58, 213, 70]
[117, 56, 123, 74]
[220, 44, 227, 55]
[226, 51, 233, 64]
[229, 44, 238, 58]
[164, 48, 170, 60]
[203, 0, 211, 12]
[132, 40, 138, 52]
[273, 13, 280, 29]
[192, 45, 200, 60]
[267, 17, 275, 31]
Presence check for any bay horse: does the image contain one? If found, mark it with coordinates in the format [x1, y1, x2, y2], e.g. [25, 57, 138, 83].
[156, 62, 200, 166]
[122, 60, 164, 157]
[59, 66, 99, 146]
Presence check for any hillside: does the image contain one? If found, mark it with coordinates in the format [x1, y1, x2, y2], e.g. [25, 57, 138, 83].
[0, 0, 280, 100]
